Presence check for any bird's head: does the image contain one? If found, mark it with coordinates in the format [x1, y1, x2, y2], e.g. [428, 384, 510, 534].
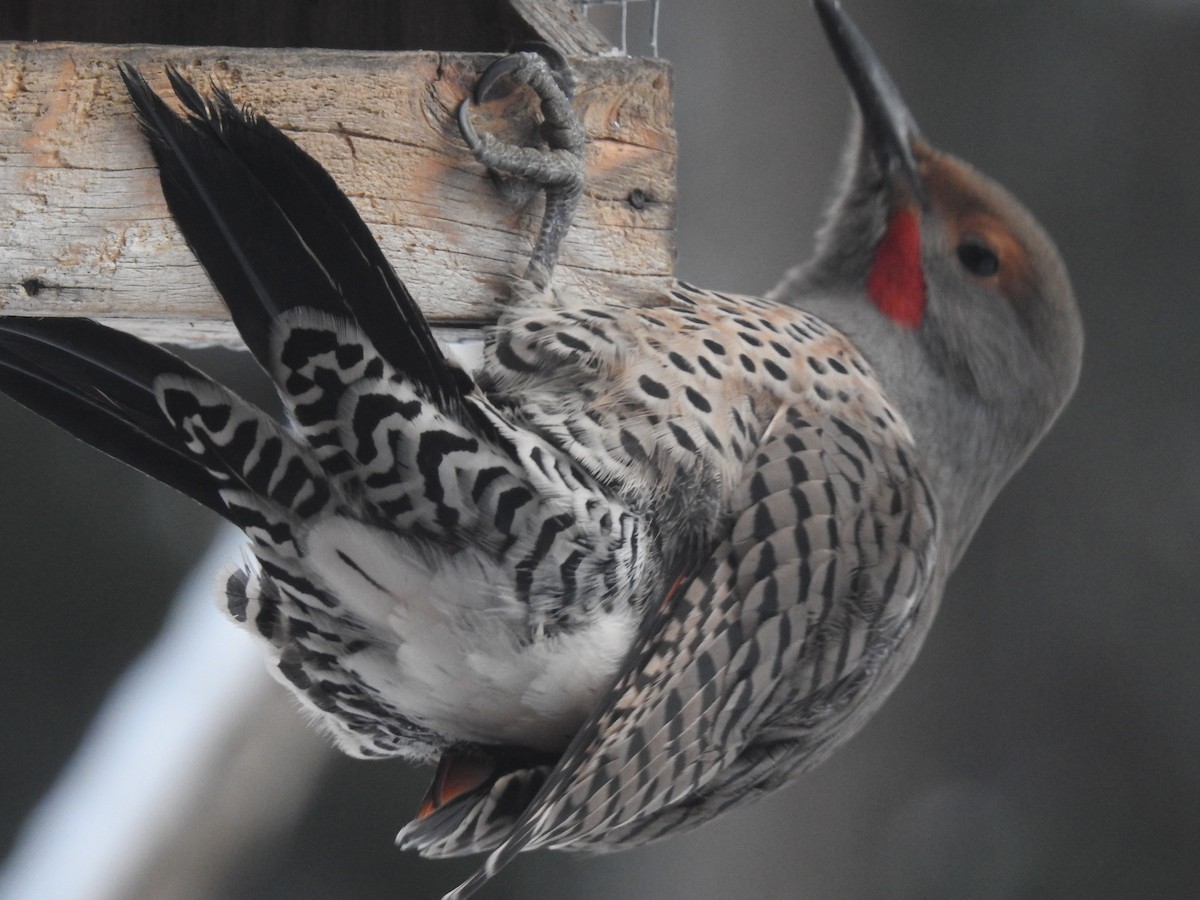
[773, 0, 1084, 558]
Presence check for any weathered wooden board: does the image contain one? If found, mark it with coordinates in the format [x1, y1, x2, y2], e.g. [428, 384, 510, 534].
[506, 0, 614, 57]
[0, 43, 675, 344]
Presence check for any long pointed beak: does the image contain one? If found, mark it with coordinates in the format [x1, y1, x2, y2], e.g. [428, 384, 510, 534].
[815, 0, 925, 204]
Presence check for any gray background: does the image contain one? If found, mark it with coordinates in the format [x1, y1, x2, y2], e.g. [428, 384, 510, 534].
[2, 1, 1198, 898]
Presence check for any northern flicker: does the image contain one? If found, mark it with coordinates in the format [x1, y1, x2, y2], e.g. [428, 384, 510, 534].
[0, 1, 1082, 898]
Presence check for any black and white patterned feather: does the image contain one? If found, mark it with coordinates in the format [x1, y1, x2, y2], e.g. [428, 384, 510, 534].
[0, 58, 947, 900]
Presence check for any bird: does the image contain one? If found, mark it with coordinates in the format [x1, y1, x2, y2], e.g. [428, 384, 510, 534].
[0, 1, 1082, 898]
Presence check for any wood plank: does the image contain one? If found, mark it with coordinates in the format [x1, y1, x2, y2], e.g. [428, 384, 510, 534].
[507, 0, 615, 57]
[0, 42, 675, 344]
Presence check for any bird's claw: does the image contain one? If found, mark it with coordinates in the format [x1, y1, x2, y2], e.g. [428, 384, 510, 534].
[456, 99, 482, 154]
[457, 45, 586, 290]
[473, 42, 575, 105]
[457, 45, 584, 160]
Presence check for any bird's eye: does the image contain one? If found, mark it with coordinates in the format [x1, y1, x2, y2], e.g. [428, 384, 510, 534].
[956, 238, 1000, 278]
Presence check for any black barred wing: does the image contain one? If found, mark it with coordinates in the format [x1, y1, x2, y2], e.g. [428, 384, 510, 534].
[445, 404, 938, 898]
[0, 318, 232, 516]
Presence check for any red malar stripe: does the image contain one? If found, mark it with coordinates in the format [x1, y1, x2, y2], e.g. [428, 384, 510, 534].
[867, 208, 926, 330]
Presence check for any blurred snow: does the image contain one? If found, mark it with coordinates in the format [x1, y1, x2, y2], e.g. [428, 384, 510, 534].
[0, 527, 263, 900]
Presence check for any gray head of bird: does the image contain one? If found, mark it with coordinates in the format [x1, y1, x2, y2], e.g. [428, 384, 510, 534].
[771, 0, 1084, 562]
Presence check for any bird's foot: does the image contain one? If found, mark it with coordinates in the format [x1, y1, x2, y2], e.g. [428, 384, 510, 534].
[458, 45, 585, 290]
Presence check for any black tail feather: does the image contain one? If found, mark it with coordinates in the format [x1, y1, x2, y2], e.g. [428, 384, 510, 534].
[166, 68, 462, 405]
[119, 64, 330, 372]
[0, 318, 227, 515]
[119, 64, 469, 411]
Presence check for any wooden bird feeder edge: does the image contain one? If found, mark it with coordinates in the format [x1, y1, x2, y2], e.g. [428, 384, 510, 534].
[0, 16, 677, 345]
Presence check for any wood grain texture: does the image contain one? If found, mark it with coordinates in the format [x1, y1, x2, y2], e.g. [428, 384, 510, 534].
[0, 43, 675, 344]
[506, 0, 614, 57]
